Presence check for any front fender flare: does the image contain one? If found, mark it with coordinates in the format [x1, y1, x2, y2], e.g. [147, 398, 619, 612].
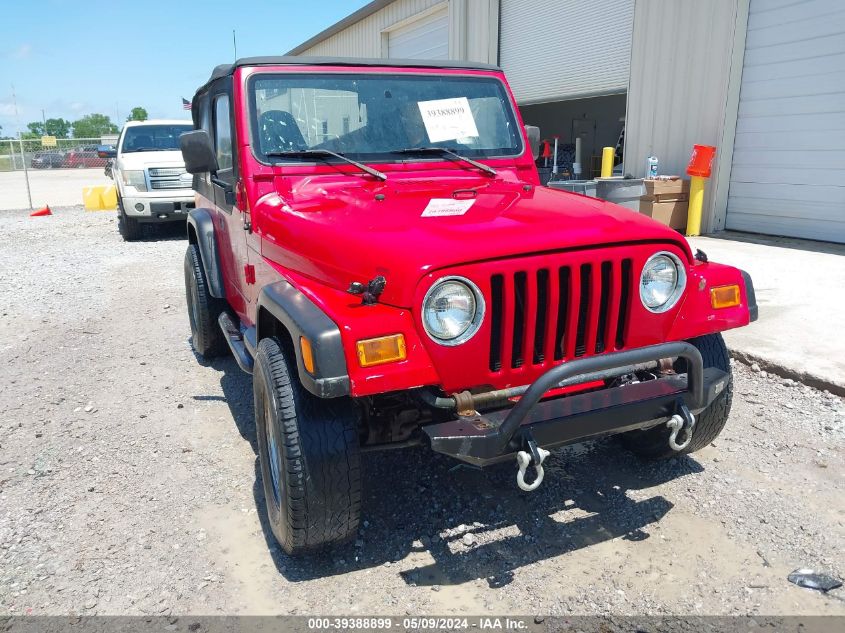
[257, 281, 351, 399]
[186, 209, 225, 299]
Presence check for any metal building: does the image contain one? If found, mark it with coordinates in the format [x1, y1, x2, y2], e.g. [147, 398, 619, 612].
[289, 0, 845, 243]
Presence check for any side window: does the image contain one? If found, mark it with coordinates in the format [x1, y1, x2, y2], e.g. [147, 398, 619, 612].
[198, 95, 210, 134]
[213, 94, 233, 175]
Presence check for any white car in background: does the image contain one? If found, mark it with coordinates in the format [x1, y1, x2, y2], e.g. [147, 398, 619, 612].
[106, 120, 194, 240]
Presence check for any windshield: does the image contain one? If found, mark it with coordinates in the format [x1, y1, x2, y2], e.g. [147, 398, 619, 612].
[249, 73, 523, 163]
[121, 124, 192, 153]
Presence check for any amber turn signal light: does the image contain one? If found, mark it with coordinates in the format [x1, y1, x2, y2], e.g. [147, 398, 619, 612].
[710, 284, 741, 309]
[300, 336, 315, 374]
[357, 334, 407, 368]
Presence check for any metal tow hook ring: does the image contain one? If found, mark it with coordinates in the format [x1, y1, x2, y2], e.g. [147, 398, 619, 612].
[666, 412, 696, 451]
[516, 447, 550, 492]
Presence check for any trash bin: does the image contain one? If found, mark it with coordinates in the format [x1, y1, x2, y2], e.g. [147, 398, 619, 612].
[547, 179, 597, 197]
[595, 177, 645, 212]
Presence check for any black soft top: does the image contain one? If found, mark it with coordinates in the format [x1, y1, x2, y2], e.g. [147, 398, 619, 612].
[198, 56, 502, 93]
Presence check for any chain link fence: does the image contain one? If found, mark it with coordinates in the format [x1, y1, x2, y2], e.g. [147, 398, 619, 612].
[0, 137, 112, 172]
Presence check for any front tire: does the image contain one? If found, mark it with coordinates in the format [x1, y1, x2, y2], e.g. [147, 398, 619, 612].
[620, 333, 733, 459]
[117, 195, 142, 241]
[254, 336, 362, 555]
[184, 244, 227, 358]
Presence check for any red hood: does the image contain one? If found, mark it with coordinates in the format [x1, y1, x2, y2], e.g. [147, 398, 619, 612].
[255, 170, 692, 307]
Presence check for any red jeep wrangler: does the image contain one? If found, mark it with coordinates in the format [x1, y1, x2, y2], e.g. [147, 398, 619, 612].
[180, 57, 756, 555]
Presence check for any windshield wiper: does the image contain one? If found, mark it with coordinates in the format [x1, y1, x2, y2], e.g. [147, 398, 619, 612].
[265, 149, 387, 181]
[392, 147, 497, 177]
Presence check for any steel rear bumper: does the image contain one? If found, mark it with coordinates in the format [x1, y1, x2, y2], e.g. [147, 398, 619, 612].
[423, 342, 729, 466]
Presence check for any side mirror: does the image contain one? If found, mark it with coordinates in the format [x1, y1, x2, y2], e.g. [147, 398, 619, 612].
[525, 125, 541, 160]
[180, 130, 218, 174]
[97, 146, 116, 159]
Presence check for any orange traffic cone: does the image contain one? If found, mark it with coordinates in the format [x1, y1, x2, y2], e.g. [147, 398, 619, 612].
[30, 205, 52, 217]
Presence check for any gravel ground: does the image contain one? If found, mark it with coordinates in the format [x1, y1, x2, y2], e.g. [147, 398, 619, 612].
[1, 206, 843, 616]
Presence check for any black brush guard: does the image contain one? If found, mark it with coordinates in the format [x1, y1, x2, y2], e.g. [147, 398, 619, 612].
[423, 342, 729, 466]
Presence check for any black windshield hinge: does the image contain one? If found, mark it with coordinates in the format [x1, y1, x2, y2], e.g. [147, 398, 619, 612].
[347, 275, 386, 305]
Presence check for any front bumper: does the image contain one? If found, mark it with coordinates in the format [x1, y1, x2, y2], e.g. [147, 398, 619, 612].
[423, 342, 729, 466]
[122, 193, 195, 221]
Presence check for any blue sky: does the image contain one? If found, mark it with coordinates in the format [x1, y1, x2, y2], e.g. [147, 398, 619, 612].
[0, 0, 369, 136]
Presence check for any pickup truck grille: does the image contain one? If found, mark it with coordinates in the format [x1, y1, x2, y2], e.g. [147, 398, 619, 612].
[148, 167, 188, 190]
[488, 257, 633, 372]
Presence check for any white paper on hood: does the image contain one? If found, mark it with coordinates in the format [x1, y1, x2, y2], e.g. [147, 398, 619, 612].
[417, 97, 479, 143]
[421, 198, 475, 217]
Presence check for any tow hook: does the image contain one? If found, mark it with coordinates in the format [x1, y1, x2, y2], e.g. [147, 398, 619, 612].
[516, 436, 550, 492]
[666, 402, 696, 451]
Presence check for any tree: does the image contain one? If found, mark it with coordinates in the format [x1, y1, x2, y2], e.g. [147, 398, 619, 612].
[72, 113, 119, 138]
[25, 118, 71, 138]
[127, 107, 148, 122]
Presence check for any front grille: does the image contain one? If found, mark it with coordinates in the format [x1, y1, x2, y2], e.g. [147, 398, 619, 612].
[489, 257, 634, 372]
[147, 167, 189, 190]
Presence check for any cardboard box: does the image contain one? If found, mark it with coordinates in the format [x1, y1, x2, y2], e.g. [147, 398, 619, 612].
[643, 178, 689, 201]
[640, 199, 688, 231]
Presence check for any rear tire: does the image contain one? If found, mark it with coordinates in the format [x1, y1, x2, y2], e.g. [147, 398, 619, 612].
[184, 244, 227, 358]
[254, 336, 362, 555]
[620, 333, 733, 459]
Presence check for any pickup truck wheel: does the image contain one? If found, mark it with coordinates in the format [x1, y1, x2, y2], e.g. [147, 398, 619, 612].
[620, 333, 733, 459]
[184, 244, 227, 358]
[254, 336, 361, 555]
[117, 196, 142, 241]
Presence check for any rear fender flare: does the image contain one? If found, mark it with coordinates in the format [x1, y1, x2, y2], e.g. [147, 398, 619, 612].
[186, 208, 225, 299]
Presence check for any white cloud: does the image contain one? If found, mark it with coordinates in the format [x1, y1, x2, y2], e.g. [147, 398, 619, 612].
[0, 103, 17, 116]
[11, 44, 32, 60]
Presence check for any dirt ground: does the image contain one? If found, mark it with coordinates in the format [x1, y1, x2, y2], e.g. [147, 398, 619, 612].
[1, 206, 843, 617]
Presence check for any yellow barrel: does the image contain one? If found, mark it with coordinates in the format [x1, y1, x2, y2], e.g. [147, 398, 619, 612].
[686, 175, 706, 236]
[600, 147, 614, 178]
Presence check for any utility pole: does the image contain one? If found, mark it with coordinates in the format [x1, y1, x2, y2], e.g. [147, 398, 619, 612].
[233, 29, 237, 60]
[42, 109, 47, 134]
[11, 84, 33, 210]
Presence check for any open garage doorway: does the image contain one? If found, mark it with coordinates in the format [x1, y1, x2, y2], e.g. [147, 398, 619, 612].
[518, 93, 627, 180]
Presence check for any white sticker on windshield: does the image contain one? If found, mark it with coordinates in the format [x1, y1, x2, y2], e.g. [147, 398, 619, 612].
[421, 198, 475, 217]
[417, 97, 479, 143]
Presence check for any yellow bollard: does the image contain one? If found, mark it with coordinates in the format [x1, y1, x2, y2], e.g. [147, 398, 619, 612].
[686, 176, 706, 236]
[685, 144, 717, 236]
[600, 147, 614, 178]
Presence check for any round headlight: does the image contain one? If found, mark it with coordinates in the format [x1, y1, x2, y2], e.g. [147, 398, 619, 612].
[422, 277, 485, 345]
[640, 252, 686, 313]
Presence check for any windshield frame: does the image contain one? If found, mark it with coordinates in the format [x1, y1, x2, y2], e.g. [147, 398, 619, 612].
[119, 123, 193, 154]
[245, 70, 525, 167]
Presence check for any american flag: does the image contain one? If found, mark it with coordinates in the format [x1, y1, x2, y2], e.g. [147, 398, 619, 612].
[182, 98, 192, 110]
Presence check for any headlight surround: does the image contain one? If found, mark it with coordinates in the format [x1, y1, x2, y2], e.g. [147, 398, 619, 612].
[640, 252, 686, 313]
[122, 170, 147, 192]
[422, 276, 485, 346]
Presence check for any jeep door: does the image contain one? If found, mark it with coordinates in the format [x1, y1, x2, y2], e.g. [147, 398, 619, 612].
[207, 82, 252, 318]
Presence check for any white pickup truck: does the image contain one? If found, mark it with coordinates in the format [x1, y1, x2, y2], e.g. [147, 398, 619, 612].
[106, 120, 194, 240]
